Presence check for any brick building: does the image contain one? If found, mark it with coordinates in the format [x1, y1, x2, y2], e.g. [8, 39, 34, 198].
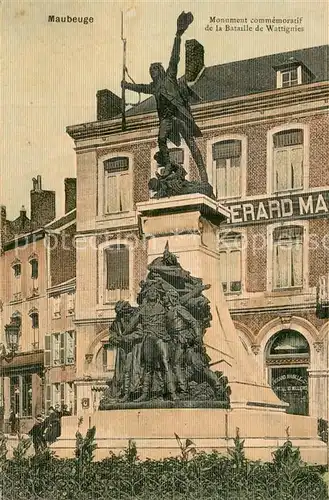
[0, 176, 76, 431]
[66, 43, 329, 419]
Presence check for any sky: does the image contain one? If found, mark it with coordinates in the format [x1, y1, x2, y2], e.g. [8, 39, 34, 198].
[1, 0, 328, 219]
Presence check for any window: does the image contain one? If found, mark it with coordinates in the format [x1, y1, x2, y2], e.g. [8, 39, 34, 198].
[273, 129, 303, 192]
[100, 345, 116, 373]
[104, 245, 129, 303]
[218, 233, 242, 293]
[44, 331, 76, 367]
[52, 295, 61, 318]
[67, 293, 75, 315]
[104, 156, 132, 214]
[273, 226, 303, 290]
[30, 258, 38, 279]
[12, 263, 21, 277]
[45, 382, 76, 414]
[281, 68, 299, 87]
[168, 148, 184, 165]
[52, 333, 64, 366]
[10, 374, 33, 418]
[65, 331, 75, 365]
[11, 260, 22, 301]
[212, 140, 242, 199]
[266, 330, 310, 415]
[30, 311, 39, 329]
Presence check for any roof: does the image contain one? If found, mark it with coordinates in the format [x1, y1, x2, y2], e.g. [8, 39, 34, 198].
[126, 45, 329, 117]
[45, 208, 76, 231]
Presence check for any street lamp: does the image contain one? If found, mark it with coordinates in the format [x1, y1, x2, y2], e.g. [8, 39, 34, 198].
[0, 318, 20, 432]
[4, 317, 20, 357]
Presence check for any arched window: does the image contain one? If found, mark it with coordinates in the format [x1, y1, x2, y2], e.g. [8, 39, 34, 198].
[272, 128, 303, 192]
[103, 156, 132, 214]
[266, 329, 310, 415]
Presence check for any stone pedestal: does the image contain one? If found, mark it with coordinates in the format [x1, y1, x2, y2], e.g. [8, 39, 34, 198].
[136, 194, 285, 410]
[54, 194, 326, 464]
[51, 408, 326, 464]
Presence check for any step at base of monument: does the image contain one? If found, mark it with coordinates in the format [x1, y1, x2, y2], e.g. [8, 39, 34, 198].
[51, 408, 326, 464]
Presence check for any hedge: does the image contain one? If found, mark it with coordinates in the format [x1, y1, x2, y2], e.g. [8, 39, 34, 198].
[0, 428, 327, 500]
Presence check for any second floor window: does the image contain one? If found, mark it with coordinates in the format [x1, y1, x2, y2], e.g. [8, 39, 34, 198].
[30, 259, 38, 279]
[273, 129, 303, 192]
[11, 261, 22, 300]
[104, 157, 132, 214]
[212, 140, 242, 199]
[45, 331, 76, 367]
[104, 245, 129, 303]
[30, 311, 39, 329]
[219, 233, 242, 293]
[273, 226, 303, 290]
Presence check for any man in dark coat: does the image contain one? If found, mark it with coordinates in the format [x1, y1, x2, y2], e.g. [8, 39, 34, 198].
[28, 414, 47, 454]
[121, 12, 209, 184]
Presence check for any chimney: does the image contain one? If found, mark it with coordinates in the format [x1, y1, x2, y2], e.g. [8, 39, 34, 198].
[96, 89, 122, 121]
[64, 178, 77, 213]
[30, 176, 56, 229]
[19, 205, 28, 232]
[185, 39, 204, 82]
[0, 205, 6, 253]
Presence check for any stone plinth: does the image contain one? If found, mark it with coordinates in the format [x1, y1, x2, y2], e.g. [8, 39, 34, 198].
[51, 408, 326, 464]
[136, 194, 286, 411]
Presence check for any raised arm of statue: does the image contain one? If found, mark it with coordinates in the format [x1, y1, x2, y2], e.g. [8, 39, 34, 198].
[121, 81, 154, 95]
[166, 33, 182, 79]
[167, 12, 194, 79]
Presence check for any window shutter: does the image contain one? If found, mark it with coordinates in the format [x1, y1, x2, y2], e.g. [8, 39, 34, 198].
[273, 129, 303, 148]
[290, 146, 303, 188]
[119, 173, 132, 212]
[60, 383, 65, 408]
[45, 384, 52, 413]
[219, 251, 228, 292]
[213, 140, 241, 160]
[105, 245, 129, 290]
[215, 158, 227, 198]
[105, 174, 119, 213]
[65, 331, 75, 365]
[60, 332, 65, 365]
[228, 157, 241, 197]
[274, 149, 290, 191]
[44, 334, 51, 367]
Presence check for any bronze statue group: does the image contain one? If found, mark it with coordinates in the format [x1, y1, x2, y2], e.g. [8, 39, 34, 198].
[102, 245, 230, 407]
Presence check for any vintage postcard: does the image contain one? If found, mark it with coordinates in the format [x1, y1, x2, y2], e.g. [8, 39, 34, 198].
[1, 0, 329, 498]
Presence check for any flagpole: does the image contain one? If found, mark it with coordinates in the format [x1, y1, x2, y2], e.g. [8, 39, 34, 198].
[121, 11, 127, 132]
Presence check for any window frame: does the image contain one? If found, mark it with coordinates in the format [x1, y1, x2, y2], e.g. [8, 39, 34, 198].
[267, 221, 308, 293]
[98, 152, 133, 217]
[98, 239, 133, 307]
[207, 135, 247, 200]
[267, 124, 309, 195]
[218, 231, 245, 295]
[276, 66, 302, 89]
[150, 143, 190, 182]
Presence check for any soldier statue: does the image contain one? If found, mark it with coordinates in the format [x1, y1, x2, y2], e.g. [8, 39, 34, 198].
[121, 12, 210, 186]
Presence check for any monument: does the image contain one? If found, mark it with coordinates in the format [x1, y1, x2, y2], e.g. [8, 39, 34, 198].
[52, 12, 326, 463]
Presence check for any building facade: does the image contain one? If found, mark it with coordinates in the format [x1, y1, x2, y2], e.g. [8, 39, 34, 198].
[0, 176, 76, 432]
[66, 43, 329, 419]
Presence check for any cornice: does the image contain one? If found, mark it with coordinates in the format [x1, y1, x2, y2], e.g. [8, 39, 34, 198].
[67, 82, 329, 143]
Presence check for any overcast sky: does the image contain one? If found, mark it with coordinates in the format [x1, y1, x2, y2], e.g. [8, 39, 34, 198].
[1, 0, 328, 219]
